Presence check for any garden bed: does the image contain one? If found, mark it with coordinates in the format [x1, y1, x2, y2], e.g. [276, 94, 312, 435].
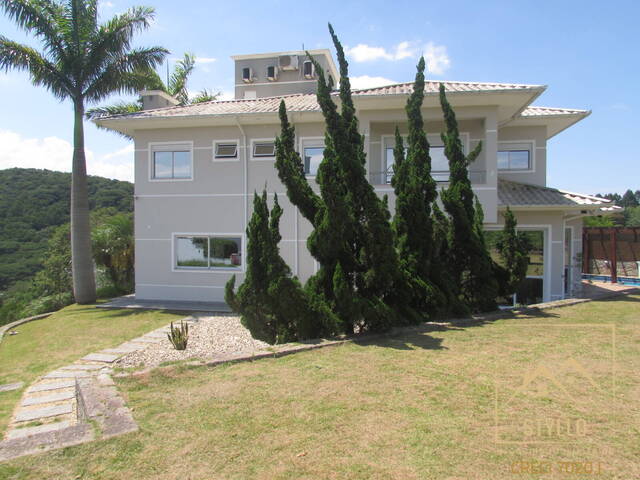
[115, 314, 269, 369]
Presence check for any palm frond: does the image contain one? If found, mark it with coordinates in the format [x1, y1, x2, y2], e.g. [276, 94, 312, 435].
[168, 52, 195, 104]
[190, 88, 220, 104]
[0, 35, 72, 99]
[0, 0, 67, 61]
[83, 46, 168, 102]
[84, 5, 157, 87]
[86, 101, 141, 119]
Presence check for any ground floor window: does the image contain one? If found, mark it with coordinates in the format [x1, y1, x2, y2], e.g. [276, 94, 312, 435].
[175, 235, 242, 270]
[485, 229, 545, 304]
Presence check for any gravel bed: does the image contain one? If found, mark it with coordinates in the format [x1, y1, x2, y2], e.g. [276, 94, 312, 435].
[116, 315, 270, 369]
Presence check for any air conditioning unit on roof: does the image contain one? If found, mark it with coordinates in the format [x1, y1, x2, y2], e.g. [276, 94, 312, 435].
[278, 55, 299, 71]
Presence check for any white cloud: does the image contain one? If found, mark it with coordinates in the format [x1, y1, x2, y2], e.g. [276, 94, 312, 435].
[102, 1, 114, 7]
[610, 102, 630, 111]
[349, 75, 398, 90]
[345, 40, 451, 75]
[345, 42, 418, 62]
[423, 42, 450, 75]
[0, 130, 133, 182]
[195, 57, 216, 65]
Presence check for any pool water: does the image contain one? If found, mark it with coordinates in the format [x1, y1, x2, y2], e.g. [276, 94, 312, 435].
[582, 274, 640, 286]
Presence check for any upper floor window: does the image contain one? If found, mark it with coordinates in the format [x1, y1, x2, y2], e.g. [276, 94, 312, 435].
[252, 141, 276, 158]
[384, 145, 450, 183]
[214, 141, 238, 160]
[304, 147, 323, 176]
[497, 142, 533, 171]
[300, 137, 324, 177]
[151, 143, 192, 180]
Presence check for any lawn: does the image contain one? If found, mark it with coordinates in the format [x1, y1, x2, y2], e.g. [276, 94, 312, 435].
[0, 304, 185, 435]
[1, 295, 639, 479]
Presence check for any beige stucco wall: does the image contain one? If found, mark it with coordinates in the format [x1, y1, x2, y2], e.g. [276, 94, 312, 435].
[497, 125, 547, 186]
[132, 110, 563, 304]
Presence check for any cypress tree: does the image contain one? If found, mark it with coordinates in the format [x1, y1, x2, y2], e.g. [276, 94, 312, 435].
[275, 24, 411, 332]
[391, 57, 446, 316]
[225, 190, 338, 344]
[495, 206, 531, 301]
[439, 84, 499, 312]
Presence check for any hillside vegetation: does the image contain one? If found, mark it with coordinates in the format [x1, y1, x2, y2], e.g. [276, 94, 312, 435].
[0, 168, 133, 290]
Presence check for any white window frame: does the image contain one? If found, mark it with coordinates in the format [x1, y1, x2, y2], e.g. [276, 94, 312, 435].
[172, 232, 246, 273]
[213, 139, 240, 162]
[148, 141, 194, 182]
[497, 140, 535, 173]
[251, 138, 276, 161]
[298, 136, 324, 178]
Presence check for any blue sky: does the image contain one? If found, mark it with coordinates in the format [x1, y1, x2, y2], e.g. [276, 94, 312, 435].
[0, 0, 638, 193]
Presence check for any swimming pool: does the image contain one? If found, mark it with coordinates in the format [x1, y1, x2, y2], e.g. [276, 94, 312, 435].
[582, 274, 640, 286]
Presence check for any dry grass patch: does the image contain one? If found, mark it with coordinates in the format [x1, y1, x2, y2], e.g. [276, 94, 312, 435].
[0, 304, 184, 435]
[1, 295, 639, 479]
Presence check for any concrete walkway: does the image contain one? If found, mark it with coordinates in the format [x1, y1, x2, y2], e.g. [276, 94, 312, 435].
[0, 315, 198, 461]
[96, 294, 231, 313]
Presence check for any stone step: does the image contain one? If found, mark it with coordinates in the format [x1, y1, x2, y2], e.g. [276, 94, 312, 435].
[21, 389, 76, 407]
[101, 343, 141, 354]
[6, 420, 72, 440]
[144, 331, 168, 339]
[0, 382, 24, 392]
[129, 336, 163, 344]
[44, 370, 91, 379]
[60, 364, 104, 371]
[27, 379, 76, 393]
[81, 353, 119, 363]
[14, 403, 73, 422]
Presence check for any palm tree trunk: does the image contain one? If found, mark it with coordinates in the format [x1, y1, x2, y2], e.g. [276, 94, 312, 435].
[71, 99, 97, 303]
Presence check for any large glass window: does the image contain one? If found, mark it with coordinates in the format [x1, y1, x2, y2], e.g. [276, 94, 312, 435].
[484, 229, 544, 304]
[498, 149, 531, 170]
[304, 147, 324, 176]
[152, 149, 191, 179]
[384, 145, 450, 183]
[175, 236, 242, 270]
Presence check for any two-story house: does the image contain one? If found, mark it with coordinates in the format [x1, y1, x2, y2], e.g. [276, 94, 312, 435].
[95, 48, 613, 305]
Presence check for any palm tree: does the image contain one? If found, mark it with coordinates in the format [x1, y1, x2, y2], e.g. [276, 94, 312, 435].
[87, 52, 219, 120]
[0, 0, 168, 303]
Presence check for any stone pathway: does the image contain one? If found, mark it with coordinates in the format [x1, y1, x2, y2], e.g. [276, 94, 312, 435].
[0, 315, 198, 461]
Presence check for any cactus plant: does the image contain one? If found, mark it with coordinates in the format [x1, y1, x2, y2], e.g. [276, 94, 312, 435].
[167, 321, 189, 350]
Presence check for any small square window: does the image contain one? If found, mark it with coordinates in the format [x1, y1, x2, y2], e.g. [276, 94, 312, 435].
[253, 142, 275, 157]
[215, 143, 238, 158]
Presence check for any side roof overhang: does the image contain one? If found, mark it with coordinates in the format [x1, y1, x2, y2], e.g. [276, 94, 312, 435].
[504, 106, 591, 139]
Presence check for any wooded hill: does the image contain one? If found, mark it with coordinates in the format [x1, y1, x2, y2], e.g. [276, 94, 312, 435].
[0, 168, 133, 290]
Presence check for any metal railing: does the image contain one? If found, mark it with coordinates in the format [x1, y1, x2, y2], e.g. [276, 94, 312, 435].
[368, 170, 487, 186]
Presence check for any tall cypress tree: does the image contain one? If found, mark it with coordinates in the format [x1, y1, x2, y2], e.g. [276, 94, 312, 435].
[391, 57, 444, 316]
[439, 84, 499, 312]
[275, 24, 410, 332]
[225, 190, 338, 343]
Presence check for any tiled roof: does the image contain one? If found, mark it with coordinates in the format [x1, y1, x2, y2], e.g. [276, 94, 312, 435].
[350, 80, 542, 96]
[520, 106, 589, 117]
[100, 80, 544, 120]
[498, 179, 613, 208]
